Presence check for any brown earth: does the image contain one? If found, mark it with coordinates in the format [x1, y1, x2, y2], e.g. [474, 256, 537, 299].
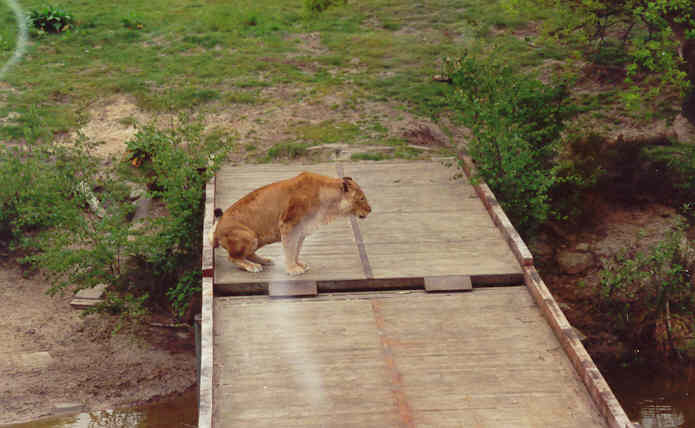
[531, 199, 688, 365]
[0, 261, 196, 424]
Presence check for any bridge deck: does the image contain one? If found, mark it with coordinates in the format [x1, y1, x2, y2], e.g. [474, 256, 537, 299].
[214, 288, 607, 427]
[206, 160, 619, 428]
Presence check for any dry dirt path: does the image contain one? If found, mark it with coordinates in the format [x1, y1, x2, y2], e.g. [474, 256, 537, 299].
[0, 262, 196, 424]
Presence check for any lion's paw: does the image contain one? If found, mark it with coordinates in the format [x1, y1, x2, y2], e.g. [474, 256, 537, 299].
[286, 263, 309, 276]
[244, 262, 263, 273]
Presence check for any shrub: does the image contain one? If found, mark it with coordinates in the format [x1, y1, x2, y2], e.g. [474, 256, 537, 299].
[445, 53, 574, 233]
[8, 118, 232, 322]
[27, 5, 74, 34]
[0, 140, 94, 246]
[126, 121, 231, 316]
[599, 220, 695, 359]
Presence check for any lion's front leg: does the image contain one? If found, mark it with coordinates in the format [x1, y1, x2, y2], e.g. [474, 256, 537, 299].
[295, 236, 308, 271]
[280, 225, 309, 276]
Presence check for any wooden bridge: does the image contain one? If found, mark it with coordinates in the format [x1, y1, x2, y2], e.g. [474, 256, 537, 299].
[198, 159, 634, 428]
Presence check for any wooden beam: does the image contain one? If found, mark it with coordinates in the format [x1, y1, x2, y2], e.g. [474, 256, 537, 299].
[202, 175, 216, 278]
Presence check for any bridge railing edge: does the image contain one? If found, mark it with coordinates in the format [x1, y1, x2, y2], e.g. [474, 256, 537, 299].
[199, 174, 216, 428]
[457, 152, 634, 428]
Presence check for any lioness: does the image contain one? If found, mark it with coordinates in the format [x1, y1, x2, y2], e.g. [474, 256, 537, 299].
[211, 172, 371, 276]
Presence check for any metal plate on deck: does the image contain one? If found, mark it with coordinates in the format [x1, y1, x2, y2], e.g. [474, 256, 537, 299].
[269, 280, 318, 297]
[424, 275, 472, 292]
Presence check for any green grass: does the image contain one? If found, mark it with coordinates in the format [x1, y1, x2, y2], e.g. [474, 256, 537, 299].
[291, 120, 360, 144]
[0, 2, 17, 65]
[351, 152, 389, 161]
[0, 0, 567, 144]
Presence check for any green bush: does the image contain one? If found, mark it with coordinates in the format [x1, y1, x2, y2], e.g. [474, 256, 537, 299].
[599, 221, 695, 358]
[6, 119, 232, 322]
[445, 53, 574, 233]
[0, 140, 94, 245]
[27, 5, 74, 34]
[126, 122, 231, 316]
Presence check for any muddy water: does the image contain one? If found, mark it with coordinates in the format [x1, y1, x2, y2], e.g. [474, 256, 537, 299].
[3, 390, 197, 428]
[604, 365, 695, 428]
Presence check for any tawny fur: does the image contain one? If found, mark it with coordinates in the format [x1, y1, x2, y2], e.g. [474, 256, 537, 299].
[211, 172, 371, 276]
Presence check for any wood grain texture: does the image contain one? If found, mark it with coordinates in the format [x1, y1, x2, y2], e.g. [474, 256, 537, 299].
[202, 175, 215, 277]
[424, 275, 473, 292]
[212, 288, 608, 428]
[523, 266, 633, 428]
[198, 277, 214, 428]
[214, 160, 521, 290]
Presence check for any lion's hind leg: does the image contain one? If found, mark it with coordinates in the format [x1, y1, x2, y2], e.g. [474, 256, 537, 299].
[248, 253, 274, 266]
[219, 225, 264, 273]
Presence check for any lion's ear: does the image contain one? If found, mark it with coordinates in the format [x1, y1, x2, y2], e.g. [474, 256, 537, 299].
[342, 177, 352, 192]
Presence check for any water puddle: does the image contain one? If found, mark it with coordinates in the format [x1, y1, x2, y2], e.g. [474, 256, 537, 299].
[2, 390, 197, 428]
[604, 365, 695, 428]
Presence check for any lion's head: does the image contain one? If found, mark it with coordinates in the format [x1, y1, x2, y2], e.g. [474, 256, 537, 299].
[340, 177, 371, 219]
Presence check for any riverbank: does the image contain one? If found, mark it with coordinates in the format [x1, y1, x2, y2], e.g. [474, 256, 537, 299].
[0, 262, 196, 425]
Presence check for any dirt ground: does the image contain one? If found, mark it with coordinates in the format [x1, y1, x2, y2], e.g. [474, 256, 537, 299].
[0, 261, 197, 424]
[531, 199, 690, 365]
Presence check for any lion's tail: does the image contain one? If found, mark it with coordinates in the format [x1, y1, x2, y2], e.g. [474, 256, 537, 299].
[210, 208, 223, 249]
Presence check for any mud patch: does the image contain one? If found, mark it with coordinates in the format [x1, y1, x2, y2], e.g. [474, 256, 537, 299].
[0, 263, 196, 424]
[77, 95, 152, 159]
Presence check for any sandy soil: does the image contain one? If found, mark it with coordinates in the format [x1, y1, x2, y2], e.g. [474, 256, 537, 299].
[0, 262, 196, 424]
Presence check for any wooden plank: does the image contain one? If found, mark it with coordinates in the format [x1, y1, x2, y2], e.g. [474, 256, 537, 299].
[213, 288, 609, 428]
[198, 277, 214, 428]
[372, 289, 608, 428]
[523, 266, 633, 428]
[202, 175, 215, 277]
[424, 275, 472, 292]
[341, 160, 462, 187]
[365, 241, 522, 279]
[457, 154, 534, 266]
[214, 297, 397, 428]
[214, 242, 366, 286]
[358, 212, 506, 244]
[354, 183, 477, 214]
[269, 280, 318, 297]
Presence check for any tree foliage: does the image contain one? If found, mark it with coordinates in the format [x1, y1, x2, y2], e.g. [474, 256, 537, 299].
[511, 0, 695, 119]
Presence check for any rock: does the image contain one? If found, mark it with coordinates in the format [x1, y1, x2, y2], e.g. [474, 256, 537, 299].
[129, 186, 147, 201]
[673, 113, 695, 144]
[575, 243, 590, 252]
[557, 250, 594, 275]
[71, 283, 108, 309]
[132, 197, 152, 222]
[528, 239, 554, 259]
[54, 402, 84, 414]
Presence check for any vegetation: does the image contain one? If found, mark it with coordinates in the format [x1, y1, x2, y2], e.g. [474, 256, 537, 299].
[445, 53, 578, 233]
[599, 219, 695, 359]
[509, 0, 695, 118]
[27, 5, 74, 34]
[1, 0, 693, 363]
[1, 119, 231, 324]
